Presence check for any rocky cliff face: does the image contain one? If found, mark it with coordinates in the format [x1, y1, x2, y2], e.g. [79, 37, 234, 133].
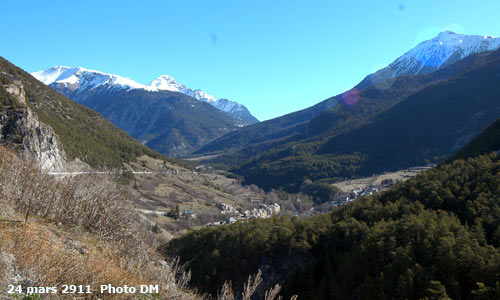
[0, 75, 68, 172]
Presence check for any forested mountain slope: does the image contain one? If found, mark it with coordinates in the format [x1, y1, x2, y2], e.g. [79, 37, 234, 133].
[196, 32, 500, 159]
[66, 88, 242, 156]
[188, 33, 500, 196]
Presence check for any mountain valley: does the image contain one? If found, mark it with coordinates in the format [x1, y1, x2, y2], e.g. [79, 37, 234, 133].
[3, 27, 500, 300]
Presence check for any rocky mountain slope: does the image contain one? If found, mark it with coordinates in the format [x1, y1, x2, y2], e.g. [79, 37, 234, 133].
[0, 72, 67, 172]
[32, 66, 257, 156]
[32, 66, 258, 125]
[33, 66, 258, 124]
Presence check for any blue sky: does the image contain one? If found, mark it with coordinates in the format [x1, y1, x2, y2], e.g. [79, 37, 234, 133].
[2, 0, 500, 121]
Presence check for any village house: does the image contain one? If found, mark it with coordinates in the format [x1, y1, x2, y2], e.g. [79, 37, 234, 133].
[226, 217, 237, 224]
[183, 209, 197, 218]
[218, 202, 234, 213]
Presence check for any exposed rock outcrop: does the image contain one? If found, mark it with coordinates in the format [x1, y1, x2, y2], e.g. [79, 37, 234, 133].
[0, 75, 68, 172]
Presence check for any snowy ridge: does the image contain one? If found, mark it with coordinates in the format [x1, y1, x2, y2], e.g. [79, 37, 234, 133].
[387, 31, 500, 77]
[32, 67, 257, 122]
[32, 66, 152, 91]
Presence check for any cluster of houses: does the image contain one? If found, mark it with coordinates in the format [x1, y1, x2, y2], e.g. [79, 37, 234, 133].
[206, 202, 281, 226]
[216, 202, 280, 218]
[347, 186, 379, 201]
[176, 201, 282, 227]
[328, 186, 381, 208]
[242, 203, 280, 219]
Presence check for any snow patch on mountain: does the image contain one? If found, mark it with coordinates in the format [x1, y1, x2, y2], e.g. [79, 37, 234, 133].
[212, 98, 243, 113]
[147, 75, 252, 119]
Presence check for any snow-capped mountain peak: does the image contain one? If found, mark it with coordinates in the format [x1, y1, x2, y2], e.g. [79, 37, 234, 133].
[32, 68, 258, 124]
[386, 31, 500, 77]
[149, 75, 217, 102]
[149, 75, 178, 89]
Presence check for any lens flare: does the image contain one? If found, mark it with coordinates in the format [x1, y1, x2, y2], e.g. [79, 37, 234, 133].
[341, 88, 360, 106]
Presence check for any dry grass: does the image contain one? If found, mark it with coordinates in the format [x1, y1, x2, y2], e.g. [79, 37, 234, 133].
[0, 152, 131, 240]
[216, 269, 297, 300]
[0, 222, 195, 299]
[0, 149, 196, 299]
